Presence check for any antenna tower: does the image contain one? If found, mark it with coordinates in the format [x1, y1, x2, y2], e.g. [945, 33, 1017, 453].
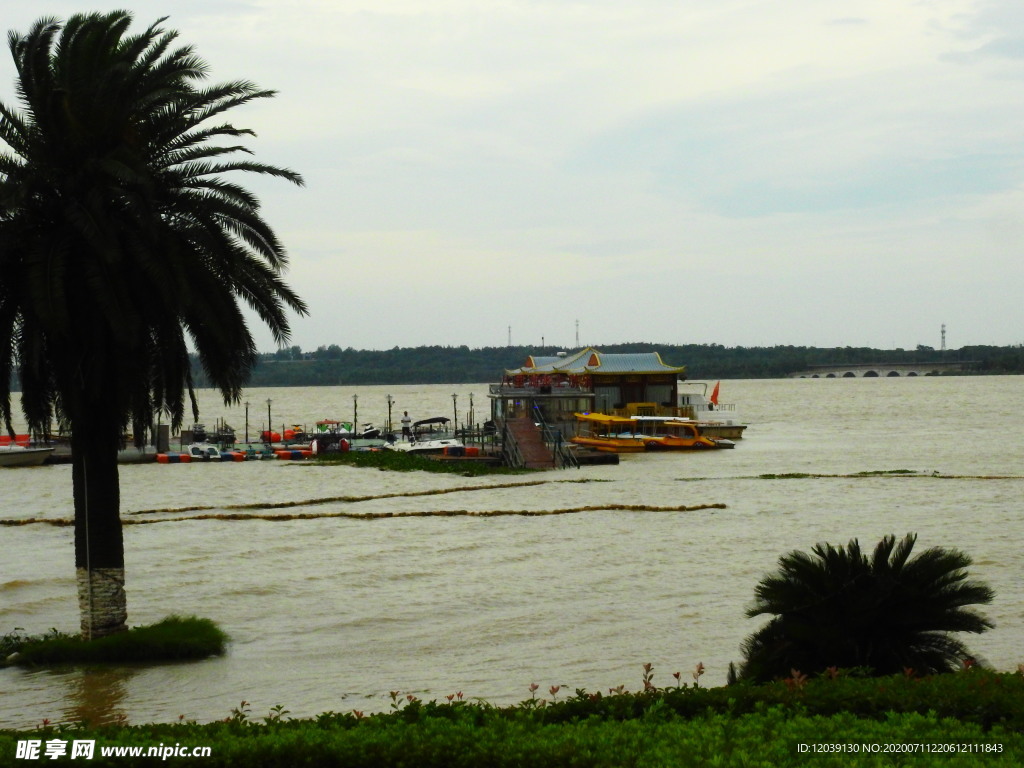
[941, 324, 946, 352]
[575, 319, 579, 348]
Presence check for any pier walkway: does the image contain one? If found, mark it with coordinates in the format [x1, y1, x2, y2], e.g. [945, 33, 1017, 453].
[503, 416, 556, 469]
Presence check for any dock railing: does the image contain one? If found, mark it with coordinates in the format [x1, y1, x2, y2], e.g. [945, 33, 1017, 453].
[489, 410, 578, 470]
[548, 427, 579, 469]
[531, 405, 579, 470]
[458, 423, 503, 457]
[498, 418, 525, 469]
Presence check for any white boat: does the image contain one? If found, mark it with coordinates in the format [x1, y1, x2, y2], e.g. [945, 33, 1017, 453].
[0, 445, 54, 467]
[314, 420, 382, 440]
[383, 417, 464, 455]
[187, 442, 225, 461]
[676, 381, 747, 439]
[312, 420, 386, 453]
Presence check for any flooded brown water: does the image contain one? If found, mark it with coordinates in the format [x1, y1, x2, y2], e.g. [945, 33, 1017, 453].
[2, 377, 1022, 727]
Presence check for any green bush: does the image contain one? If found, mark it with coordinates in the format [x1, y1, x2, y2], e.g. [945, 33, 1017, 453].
[738, 533, 994, 682]
[2, 670, 1022, 767]
[3, 616, 227, 667]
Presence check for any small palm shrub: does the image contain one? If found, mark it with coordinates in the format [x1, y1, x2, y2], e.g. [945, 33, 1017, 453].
[737, 533, 993, 683]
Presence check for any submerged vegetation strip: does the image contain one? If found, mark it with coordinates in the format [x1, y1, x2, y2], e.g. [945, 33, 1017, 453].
[126, 479, 563, 515]
[127, 502, 727, 523]
[127, 478, 607, 516]
[1, 503, 726, 527]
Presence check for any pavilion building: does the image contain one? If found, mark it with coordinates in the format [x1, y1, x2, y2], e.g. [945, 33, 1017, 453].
[489, 347, 687, 434]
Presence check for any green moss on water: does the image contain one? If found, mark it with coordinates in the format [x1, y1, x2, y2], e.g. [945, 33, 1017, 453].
[313, 449, 528, 475]
[758, 470, 918, 479]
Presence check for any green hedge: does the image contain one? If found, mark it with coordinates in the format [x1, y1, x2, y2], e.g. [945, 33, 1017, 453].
[2, 671, 1022, 767]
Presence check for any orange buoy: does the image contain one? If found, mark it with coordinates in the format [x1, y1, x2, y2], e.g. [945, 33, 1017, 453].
[156, 453, 192, 464]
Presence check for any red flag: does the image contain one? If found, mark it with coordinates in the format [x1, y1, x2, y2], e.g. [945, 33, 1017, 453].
[710, 381, 720, 406]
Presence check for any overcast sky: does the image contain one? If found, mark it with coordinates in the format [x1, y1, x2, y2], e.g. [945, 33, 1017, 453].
[2, 1, 1023, 352]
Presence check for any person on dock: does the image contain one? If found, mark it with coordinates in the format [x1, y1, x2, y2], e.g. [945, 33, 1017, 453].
[401, 411, 412, 439]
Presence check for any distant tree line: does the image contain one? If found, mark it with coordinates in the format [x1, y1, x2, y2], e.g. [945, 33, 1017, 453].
[180, 342, 1023, 387]
[12, 342, 1020, 392]
[8, 342, 1022, 392]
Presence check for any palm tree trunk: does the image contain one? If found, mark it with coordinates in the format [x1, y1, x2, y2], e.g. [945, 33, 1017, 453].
[71, 409, 127, 639]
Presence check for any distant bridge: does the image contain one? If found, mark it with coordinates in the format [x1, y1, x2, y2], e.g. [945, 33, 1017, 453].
[788, 361, 976, 378]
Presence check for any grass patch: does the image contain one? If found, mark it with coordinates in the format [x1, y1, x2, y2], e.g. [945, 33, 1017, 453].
[314, 449, 528, 476]
[2, 616, 227, 667]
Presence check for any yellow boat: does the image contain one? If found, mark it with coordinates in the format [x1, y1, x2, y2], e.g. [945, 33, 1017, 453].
[570, 413, 647, 453]
[570, 413, 734, 453]
[628, 416, 734, 450]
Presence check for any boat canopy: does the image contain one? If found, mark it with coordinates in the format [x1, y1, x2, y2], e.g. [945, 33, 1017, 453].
[414, 417, 450, 428]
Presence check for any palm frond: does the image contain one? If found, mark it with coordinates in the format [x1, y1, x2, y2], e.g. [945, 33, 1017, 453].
[738, 533, 995, 682]
[1, 10, 305, 436]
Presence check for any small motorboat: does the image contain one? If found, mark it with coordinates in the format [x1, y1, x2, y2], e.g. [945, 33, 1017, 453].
[676, 381, 747, 439]
[383, 417, 464, 455]
[186, 443, 243, 461]
[312, 421, 385, 453]
[0, 445, 54, 467]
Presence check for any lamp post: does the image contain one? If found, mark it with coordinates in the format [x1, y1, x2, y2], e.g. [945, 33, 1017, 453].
[469, 393, 475, 430]
[386, 394, 394, 434]
[452, 393, 458, 434]
[353, 394, 358, 435]
[266, 399, 272, 443]
[244, 401, 250, 444]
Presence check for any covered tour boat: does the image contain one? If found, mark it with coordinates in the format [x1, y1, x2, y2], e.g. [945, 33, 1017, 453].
[570, 413, 733, 453]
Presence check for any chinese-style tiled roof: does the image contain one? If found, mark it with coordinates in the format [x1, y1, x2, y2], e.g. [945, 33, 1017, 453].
[508, 347, 685, 376]
[523, 355, 567, 369]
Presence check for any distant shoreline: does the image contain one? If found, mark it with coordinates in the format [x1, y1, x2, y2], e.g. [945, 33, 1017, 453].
[8, 342, 1020, 393]
[236, 342, 1022, 386]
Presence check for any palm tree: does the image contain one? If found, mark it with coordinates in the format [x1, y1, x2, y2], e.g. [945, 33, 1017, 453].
[0, 12, 307, 638]
[737, 533, 994, 683]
